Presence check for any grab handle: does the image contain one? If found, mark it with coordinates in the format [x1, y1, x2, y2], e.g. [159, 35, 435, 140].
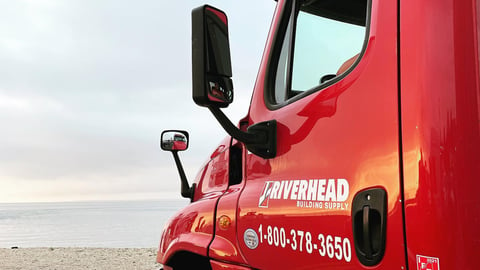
[352, 188, 387, 266]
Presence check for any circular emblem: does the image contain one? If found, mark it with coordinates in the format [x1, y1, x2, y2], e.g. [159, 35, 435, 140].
[243, 229, 259, 250]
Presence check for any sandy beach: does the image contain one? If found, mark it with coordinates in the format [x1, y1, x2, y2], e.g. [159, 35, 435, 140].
[0, 247, 162, 270]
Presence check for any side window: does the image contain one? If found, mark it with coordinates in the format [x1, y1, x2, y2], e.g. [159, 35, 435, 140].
[272, 0, 368, 104]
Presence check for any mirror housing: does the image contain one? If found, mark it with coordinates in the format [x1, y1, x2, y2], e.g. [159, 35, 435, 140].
[161, 130, 189, 152]
[192, 5, 233, 108]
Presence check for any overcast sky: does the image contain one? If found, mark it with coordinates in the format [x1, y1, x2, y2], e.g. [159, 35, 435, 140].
[0, 0, 276, 202]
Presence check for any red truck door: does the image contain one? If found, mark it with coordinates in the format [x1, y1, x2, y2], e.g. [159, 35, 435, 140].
[234, 0, 407, 269]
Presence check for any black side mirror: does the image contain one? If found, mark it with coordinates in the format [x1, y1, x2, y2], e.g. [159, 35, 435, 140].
[161, 130, 189, 152]
[190, 5, 277, 159]
[160, 130, 194, 200]
[192, 5, 233, 108]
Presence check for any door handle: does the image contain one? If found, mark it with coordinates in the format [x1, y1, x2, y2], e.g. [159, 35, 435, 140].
[352, 188, 387, 266]
[362, 205, 372, 259]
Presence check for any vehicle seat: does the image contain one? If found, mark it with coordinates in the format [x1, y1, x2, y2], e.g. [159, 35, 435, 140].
[336, 54, 359, 75]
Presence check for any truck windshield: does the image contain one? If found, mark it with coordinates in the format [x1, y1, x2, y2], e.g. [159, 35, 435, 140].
[174, 135, 186, 142]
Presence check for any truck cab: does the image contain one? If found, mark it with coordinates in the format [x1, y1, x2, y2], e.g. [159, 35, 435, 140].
[158, 0, 480, 269]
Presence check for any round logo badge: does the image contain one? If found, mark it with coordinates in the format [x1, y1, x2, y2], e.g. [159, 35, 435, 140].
[243, 229, 259, 250]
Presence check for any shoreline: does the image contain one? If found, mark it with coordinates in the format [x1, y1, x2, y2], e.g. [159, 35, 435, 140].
[0, 247, 162, 270]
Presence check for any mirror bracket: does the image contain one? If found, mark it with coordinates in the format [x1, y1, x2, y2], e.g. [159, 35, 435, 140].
[171, 151, 195, 201]
[209, 107, 277, 159]
[246, 120, 277, 159]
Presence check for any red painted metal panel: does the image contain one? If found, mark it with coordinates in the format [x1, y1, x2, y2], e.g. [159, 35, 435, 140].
[208, 143, 248, 264]
[157, 138, 231, 264]
[234, 0, 406, 268]
[156, 199, 216, 264]
[209, 184, 249, 264]
[400, 0, 480, 268]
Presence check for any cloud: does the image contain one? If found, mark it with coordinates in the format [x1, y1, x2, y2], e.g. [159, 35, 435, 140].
[0, 0, 276, 202]
[0, 92, 65, 113]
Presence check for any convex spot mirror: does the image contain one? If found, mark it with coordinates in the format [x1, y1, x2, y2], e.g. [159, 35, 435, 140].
[192, 5, 233, 108]
[161, 130, 189, 152]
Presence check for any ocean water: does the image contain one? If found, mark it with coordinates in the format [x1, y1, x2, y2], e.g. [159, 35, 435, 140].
[0, 200, 188, 248]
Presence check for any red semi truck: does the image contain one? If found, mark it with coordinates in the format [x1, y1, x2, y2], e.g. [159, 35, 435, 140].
[159, 0, 480, 269]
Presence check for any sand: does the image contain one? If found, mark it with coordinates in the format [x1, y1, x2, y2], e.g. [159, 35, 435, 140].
[0, 247, 162, 270]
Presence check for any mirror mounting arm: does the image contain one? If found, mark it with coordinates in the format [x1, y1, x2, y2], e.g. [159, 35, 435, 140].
[208, 106, 277, 159]
[171, 151, 195, 201]
[208, 106, 259, 143]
